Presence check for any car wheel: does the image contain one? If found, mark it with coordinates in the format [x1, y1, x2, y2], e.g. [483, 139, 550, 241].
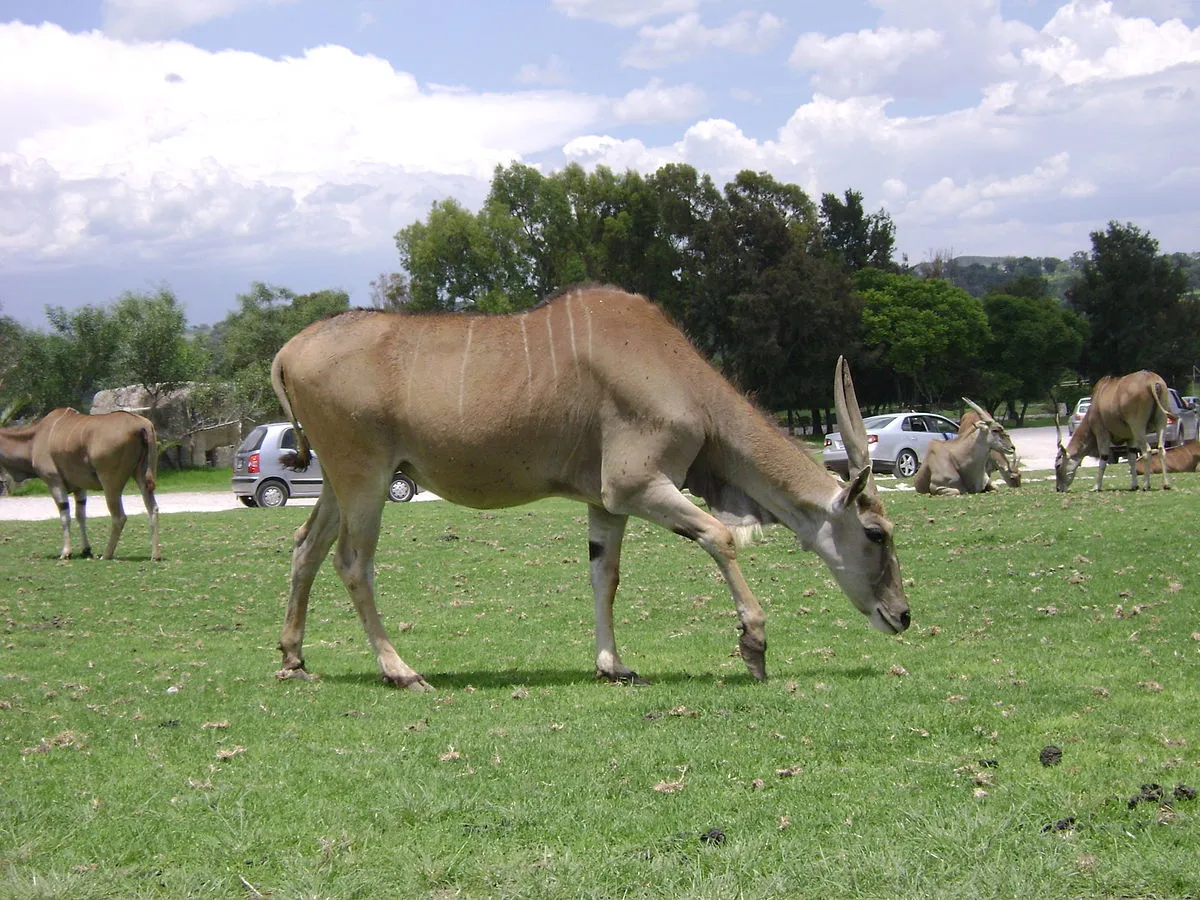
[388, 474, 416, 502]
[239, 496, 258, 508]
[895, 449, 919, 479]
[255, 480, 289, 508]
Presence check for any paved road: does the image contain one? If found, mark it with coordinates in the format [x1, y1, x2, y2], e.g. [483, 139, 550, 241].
[0, 487, 442, 522]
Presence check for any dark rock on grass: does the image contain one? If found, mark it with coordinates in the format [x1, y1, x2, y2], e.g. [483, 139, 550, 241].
[1173, 784, 1197, 802]
[700, 828, 726, 846]
[978, 758, 999, 768]
[1039, 745, 1063, 767]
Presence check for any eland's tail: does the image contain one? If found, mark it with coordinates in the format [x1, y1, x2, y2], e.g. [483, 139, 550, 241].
[270, 352, 314, 471]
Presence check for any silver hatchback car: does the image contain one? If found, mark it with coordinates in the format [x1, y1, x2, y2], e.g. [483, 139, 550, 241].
[232, 422, 420, 508]
[823, 412, 959, 479]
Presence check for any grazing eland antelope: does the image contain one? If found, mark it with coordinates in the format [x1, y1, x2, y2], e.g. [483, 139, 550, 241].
[270, 285, 910, 691]
[955, 408, 1021, 488]
[1055, 370, 1174, 492]
[0, 408, 161, 560]
[1136, 439, 1200, 475]
[914, 399, 1018, 496]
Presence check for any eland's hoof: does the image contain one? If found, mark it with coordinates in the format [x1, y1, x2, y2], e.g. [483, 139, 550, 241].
[383, 672, 433, 692]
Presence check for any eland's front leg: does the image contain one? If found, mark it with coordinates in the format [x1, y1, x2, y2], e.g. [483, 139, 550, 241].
[587, 505, 643, 683]
[611, 479, 768, 681]
[48, 483, 75, 559]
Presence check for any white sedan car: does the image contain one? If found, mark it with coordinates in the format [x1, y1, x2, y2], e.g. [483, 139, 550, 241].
[823, 412, 959, 479]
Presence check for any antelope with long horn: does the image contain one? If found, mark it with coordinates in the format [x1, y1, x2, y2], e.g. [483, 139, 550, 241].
[271, 285, 909, 691]
[1055, 371, 1173, 491]
[913, 399, 1019, 496]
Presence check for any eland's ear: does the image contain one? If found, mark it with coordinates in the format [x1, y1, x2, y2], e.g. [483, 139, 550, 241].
[835, 465, 873, 511]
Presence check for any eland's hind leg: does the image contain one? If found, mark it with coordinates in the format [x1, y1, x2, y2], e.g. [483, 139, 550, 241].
[136, 474, 161, 560]
[588, 506, 641, 682]
[100, 481, 128, 559]
[331, 487, 430, 691]
[278, 492, 339, 675]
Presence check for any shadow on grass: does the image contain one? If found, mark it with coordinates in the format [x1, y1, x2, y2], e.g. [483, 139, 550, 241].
[317, 667, 769, 690]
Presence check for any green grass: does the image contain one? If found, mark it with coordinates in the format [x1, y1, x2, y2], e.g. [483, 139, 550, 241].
[6, 465, 233, 497]
[2, 473, 1199, 898]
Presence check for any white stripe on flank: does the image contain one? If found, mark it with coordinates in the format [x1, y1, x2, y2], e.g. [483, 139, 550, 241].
[458, 320, 474, 420]
[545, 306, 558, 381]
[566, 296, 579, 374]
[519, 315, 534, 412]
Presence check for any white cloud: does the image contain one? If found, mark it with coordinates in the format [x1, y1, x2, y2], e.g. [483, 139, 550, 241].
[623, 12, 782, 68]
[1024, 0, 1200, 84]
[0, 23, 606, 270]
[612, 78, 706, 122]
[550, 0, 699, 29]
[102, 0, 295, 40]
[789, 27, 943, 96]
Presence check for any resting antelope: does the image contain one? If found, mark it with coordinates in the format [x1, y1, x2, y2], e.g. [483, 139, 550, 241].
[0, 408, 161, 560]
[914, 399, 1018, 496]
[955, 408, 1021, 488]
[1055, 370, 1174, 491]
[1135, 439, 1200, 475]
[271, 285, 910, 691]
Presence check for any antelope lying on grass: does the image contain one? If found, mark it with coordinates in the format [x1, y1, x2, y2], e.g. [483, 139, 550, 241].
[1056, 370, 1173, 492]
[914, 399, 1018, 496]
[955, 408, 1021, 488]
[0, 408, 160, 560]
[1136, 439, 1200, 475]
[271, 285, 910, 691]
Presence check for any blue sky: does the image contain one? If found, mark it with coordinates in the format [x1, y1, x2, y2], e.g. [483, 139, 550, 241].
[2, 0, 1198, 327]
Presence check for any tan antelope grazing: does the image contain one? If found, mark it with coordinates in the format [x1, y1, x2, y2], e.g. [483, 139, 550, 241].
[1136, 439, 1200, 475]
[914, 399, 1019, 496]
[955, 408, 1021, 488]
[1055, 370, 1173, 492]
[0, 408, 161, 559]
[271, 285, 910, 691]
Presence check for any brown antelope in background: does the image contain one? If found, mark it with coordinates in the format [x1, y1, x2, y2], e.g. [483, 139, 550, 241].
[914, 399, 1019, 496]
[1055, 370, 1173, 491]
[0, 408, 161, 560]
[270, 285, 910, 690]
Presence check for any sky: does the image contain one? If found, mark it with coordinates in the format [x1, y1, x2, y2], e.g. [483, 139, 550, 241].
[2, 0, 1199, 329]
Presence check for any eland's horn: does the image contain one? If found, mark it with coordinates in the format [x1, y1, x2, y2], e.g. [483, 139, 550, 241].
[834, 356, 875, 493]
[962, 397, 994, 424]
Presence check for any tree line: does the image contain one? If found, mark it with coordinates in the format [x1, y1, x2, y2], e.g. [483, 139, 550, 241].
[2, 161, 1198, 435]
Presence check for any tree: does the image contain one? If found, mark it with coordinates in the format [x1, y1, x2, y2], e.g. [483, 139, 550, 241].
[819, 189, 896, 272]
[857, 269, 989, 406]
[111, 286, 199, 409]
[369, 272, 411, 310]
[1066, 221, 1193, 385]
[981, 291, 1087, 423]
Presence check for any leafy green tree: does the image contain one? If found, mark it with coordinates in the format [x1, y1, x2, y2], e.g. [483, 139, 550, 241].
[208, 282, 349, 378]
[981, 290, 1087, 423]
[369, 272, 411, 310]
[111, 286, 199, 406]
[857, 269, 989, 406]
[1066, 221, 1193, 385]
[819, 189, 896, 272]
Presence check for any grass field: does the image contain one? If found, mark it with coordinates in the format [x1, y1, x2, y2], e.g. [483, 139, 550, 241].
[1, 471, 1198, 899]
[5, 464, 234, 497]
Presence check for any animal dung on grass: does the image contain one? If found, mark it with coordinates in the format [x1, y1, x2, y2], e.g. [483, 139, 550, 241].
[1039, 745, 1063, 767]
[269, 285, 909, 691]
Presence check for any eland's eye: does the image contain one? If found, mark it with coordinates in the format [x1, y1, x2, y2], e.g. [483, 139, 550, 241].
[865, 525, 886, 545]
